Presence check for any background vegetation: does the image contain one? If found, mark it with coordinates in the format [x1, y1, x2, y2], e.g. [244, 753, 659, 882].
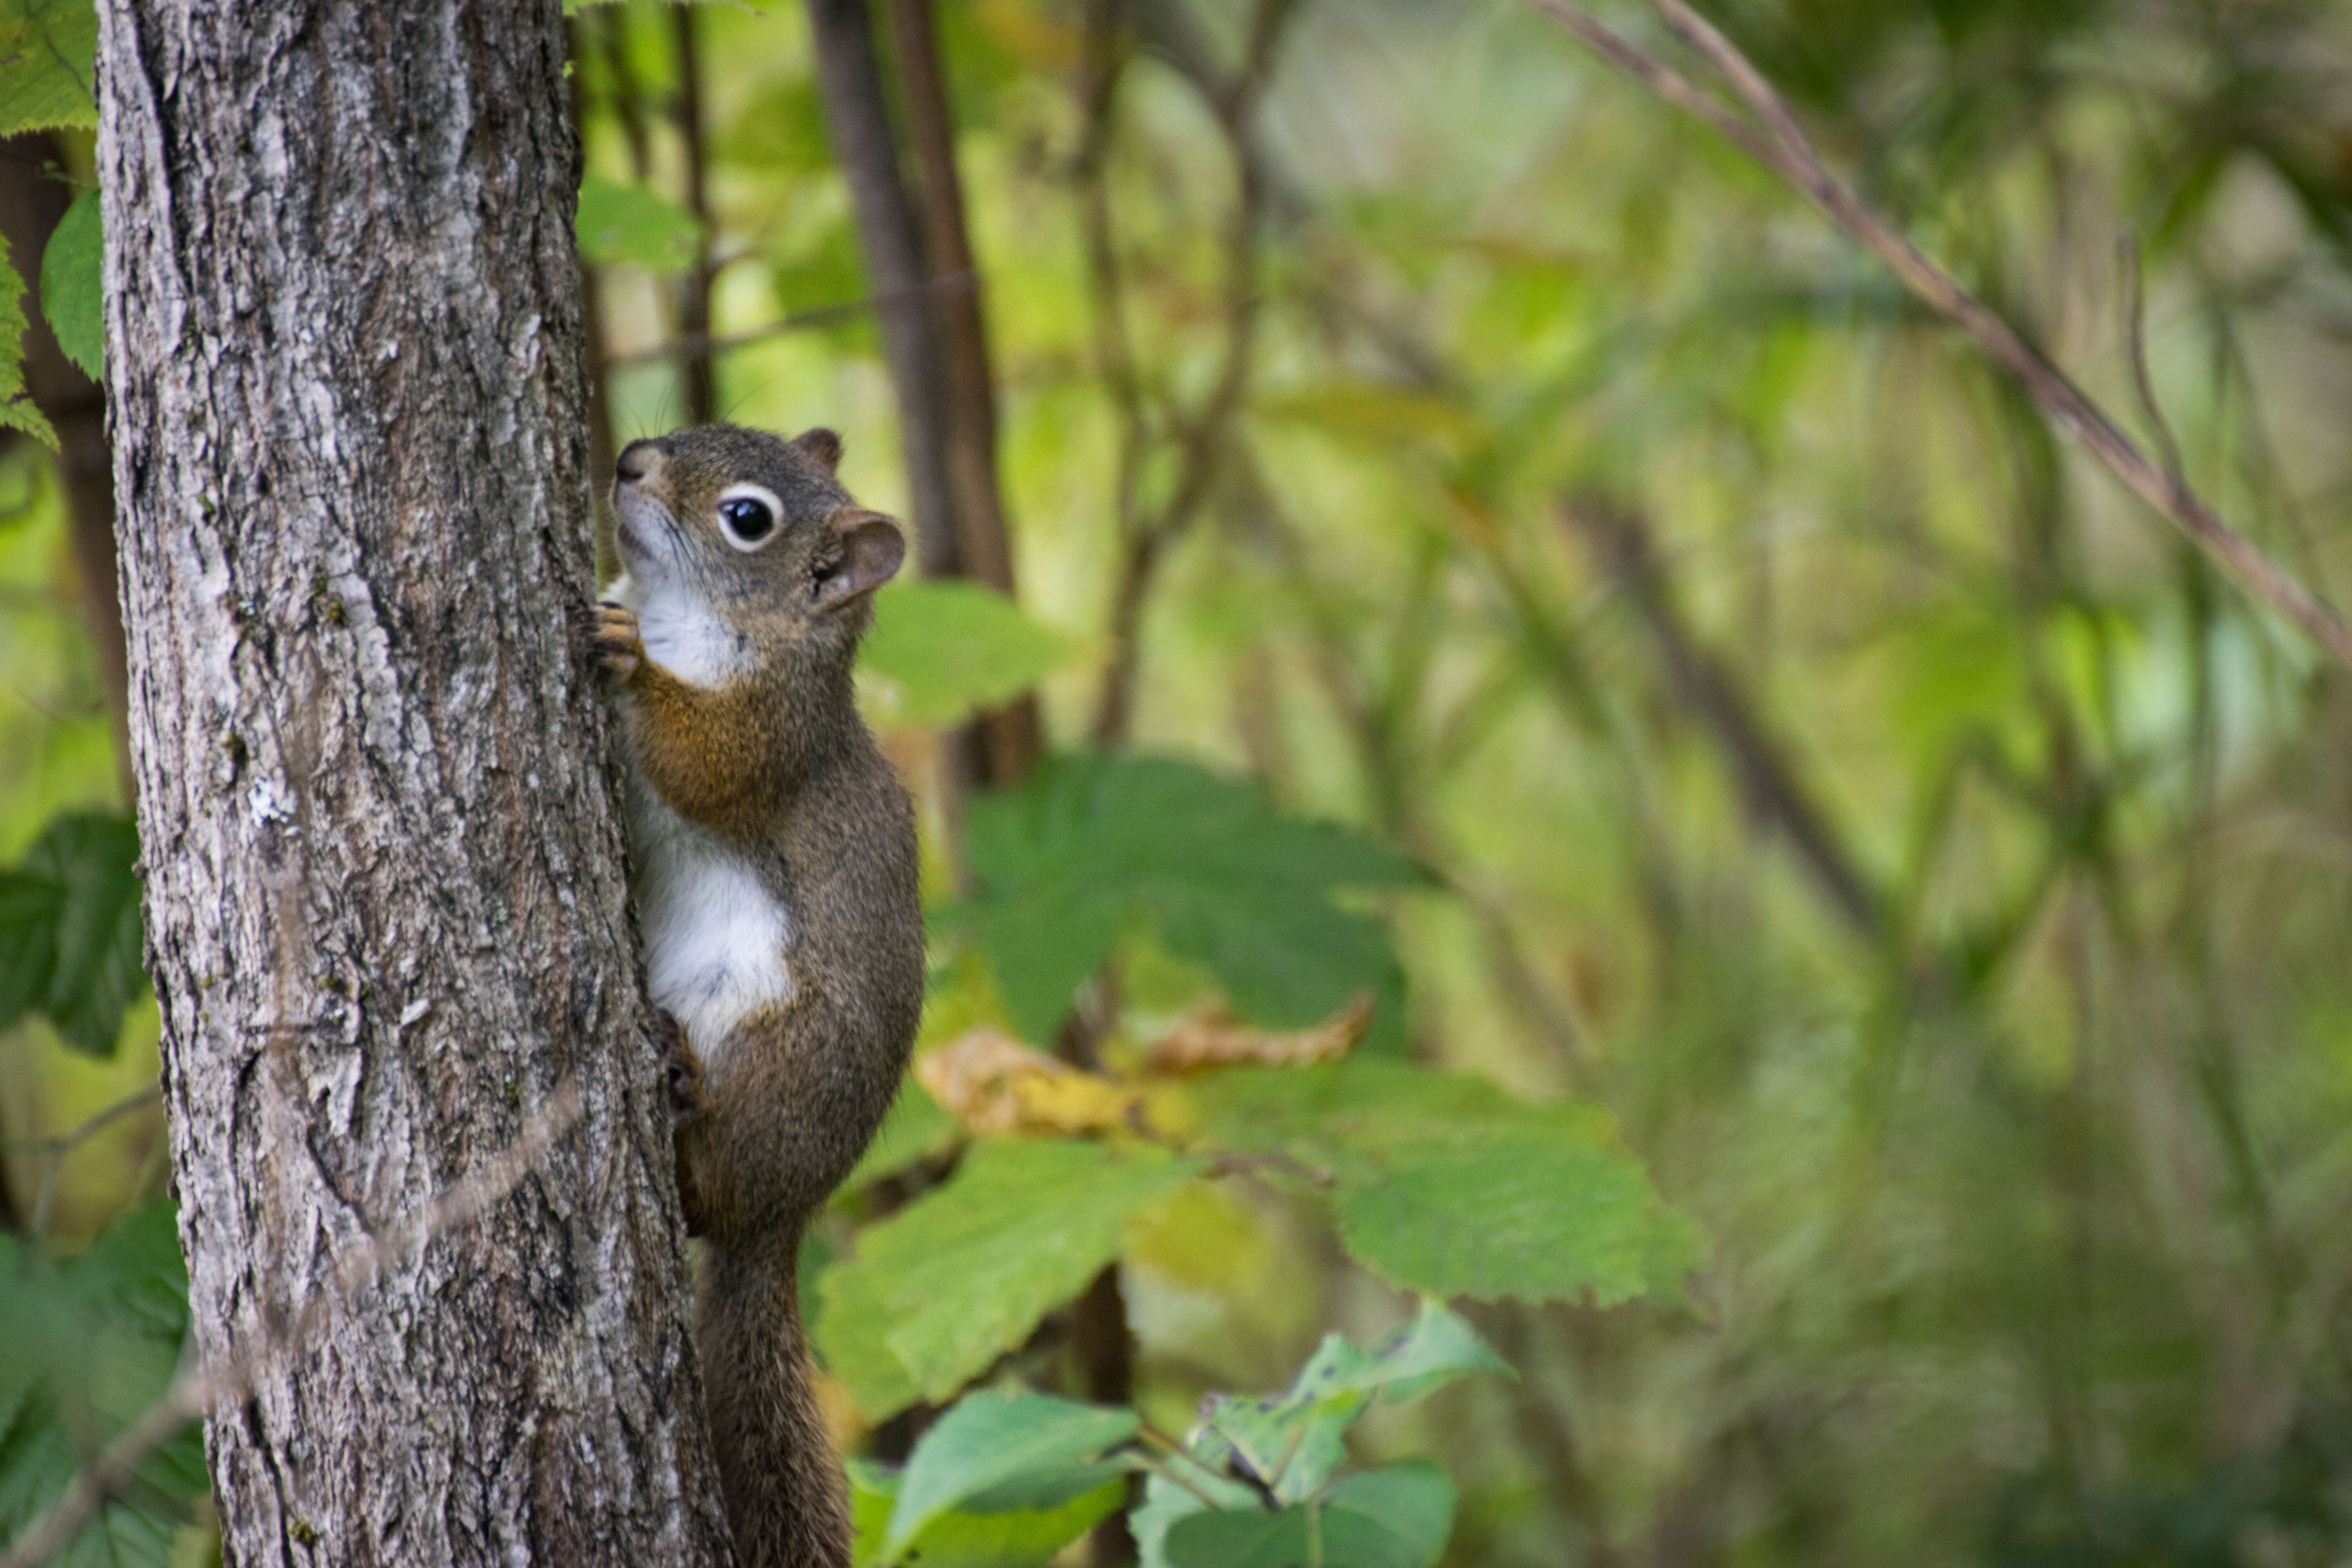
[5, 0, 2352, 1563]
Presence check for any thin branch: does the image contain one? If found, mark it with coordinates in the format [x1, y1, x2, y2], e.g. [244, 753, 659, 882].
[597, 271, 976, 369]
[2120, 232, 2185, 487]
[1088, 0, 1302, 744]
[670, 4, 717, 424]
[593, 9, 653, 183]
[1564, 495, 1888, 943]
[25, 1086, 163, 1237]
[1521, 0, 2352, 671]
[1074, 0, 1147, 548]
[1, 1082, 583, 1568]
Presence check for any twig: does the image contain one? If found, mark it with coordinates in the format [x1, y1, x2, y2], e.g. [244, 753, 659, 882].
[596, 272, 977, 369]
[1521, 0, 2352, 671]
[670, 4, 717, 424]
[2120, 232, 2184, 486]
[1087, 0, 1301, 744]
[1, 1082, 583, 1568]
[1564, 496, 1887, 942]
[25, 1086, 163, 1237]
[1201, 1149, 1334, 1187]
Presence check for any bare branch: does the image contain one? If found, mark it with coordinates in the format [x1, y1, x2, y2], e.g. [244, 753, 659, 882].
[1564, 496, 1888, 943]
[1521, 0, 2352, 670]
[670, 5, 717, 424]
[2120, 232, 2185, 487]
[1, 1082, 584, 1568]
[24, 1086, 162, 1236]
[1088, 0, 1302, 744]
[806, 0, 960, 575]
[599, 272, 978, 370]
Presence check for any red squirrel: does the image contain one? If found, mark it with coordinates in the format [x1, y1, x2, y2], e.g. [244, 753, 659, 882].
[592, 423, 923, 1568]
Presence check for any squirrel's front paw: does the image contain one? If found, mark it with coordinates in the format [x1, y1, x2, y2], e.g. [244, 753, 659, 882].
[593, 600, 644, 682]
[653, 1009, 710, 1128]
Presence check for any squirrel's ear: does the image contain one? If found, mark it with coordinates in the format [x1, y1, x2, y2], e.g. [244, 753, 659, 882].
[793, 427, 844, 472]
[817, 509, 904, 610]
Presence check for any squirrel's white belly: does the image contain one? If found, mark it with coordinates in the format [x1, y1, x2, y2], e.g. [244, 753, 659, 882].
[628, 782, 793, 1078]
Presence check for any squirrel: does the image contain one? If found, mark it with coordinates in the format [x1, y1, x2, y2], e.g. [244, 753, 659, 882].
[590, 423, 925, 1568]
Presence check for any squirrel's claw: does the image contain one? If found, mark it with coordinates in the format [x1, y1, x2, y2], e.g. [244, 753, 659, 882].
[654, 1009, 710, 1128]
[593, 600, 644, 682]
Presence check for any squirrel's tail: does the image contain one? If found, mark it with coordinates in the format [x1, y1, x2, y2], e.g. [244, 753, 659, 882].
[701, 1231, 852, 1568]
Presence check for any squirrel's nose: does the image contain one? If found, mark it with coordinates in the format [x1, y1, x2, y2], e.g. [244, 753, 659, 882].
[616, 438, 670, 485]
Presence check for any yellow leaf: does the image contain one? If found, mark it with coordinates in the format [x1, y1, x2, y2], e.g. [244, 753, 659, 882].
[915, 1027, 1144, 1137]
[1142, 993, 1374, 1078]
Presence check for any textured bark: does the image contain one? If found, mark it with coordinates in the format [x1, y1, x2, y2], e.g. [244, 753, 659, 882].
[96, 4, 734, 1564]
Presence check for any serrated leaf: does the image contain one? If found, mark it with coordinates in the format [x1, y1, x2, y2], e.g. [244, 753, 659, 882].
[15, 812, 146, 1056]
[859, 580, 1073, 727]
[1161, 1463, 1455, 1568]
[883, 1392, 1137, 1562]
[1337, 1131, 1699, 1305]
[814, 1139, 1200, 1419]
[0, 233, 55, 448]
[0, 0, 97, 136]
[1189, 1062, 1699, 1305]
[958, 753, 1426, 1047]
[39, 185, 99, 379]
[1199, 1302, 1508, 1503]
[575, 172, 704, 271]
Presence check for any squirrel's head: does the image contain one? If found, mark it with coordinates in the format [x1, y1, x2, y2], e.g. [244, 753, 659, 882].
[610, 423, 904, 650]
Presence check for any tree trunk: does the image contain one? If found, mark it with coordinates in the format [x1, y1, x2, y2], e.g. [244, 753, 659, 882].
[804, 0, 958, 578]
[95, 4, 734, 1564]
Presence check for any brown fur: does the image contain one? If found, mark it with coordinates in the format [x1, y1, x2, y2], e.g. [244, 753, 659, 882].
[595, 425, 924, 1568]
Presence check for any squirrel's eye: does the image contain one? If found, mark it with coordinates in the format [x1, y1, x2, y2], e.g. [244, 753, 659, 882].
[714, 484, 783, 552]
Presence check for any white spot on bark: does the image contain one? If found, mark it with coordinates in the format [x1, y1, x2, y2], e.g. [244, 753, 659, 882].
[248, 779, 295, 826]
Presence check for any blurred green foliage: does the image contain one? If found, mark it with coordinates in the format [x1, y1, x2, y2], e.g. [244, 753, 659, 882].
[7, 0, 2352, 1563]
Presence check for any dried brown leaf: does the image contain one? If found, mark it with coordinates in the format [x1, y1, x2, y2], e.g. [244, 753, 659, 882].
[915, 1027, 1143, 1136]
[1142, 992, 1374, 1078]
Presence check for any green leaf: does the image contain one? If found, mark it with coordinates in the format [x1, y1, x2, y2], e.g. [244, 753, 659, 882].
[958, 753, 1427, 1046]
[0, 1202, 200, 1567]
[852, 1460, 1126, 1568]
[1161, 1463, 1455, 1568]
[0, 867, 63, 1032]
[858, 580, 1073, 727]
[1197, 1302, 1509, 1503]
[841, 1081, 962, 1193]
[4, 812, 147, 1056]
[38, 185, 98, 379]
[883, 1392, 1137, 1562]
[0, 232, 55, 448]
[1132, 1467, 1262, 1568]
[1190, 1062, 1700, 1305]
[814, 1138, 1200, 1419]
[0, 0, 97, 136]
[1336, 1131, 1700, 1306]
[575, 173, 704, 271]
